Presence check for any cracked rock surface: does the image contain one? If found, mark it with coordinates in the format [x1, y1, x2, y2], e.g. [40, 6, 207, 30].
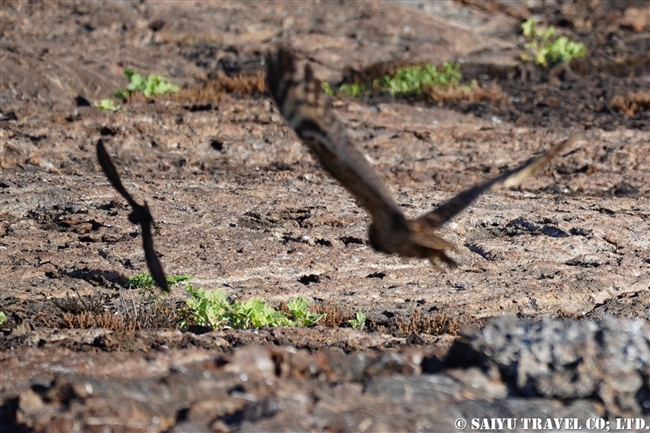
[4, 317, 649, 432]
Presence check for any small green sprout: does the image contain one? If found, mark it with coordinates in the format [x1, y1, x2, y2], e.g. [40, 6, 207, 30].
[349, 311, 366, 330]
[114, 69, 180, 100]
[339, 83, 368, 97]
[321, 82, 334, 96]
[125, 272, 192, 300]
[183, 287, 325, 330]
[547, 36, 587, 64]
[166, 274, 193, 286]
[521, 18, 586, 67]
[522, 17, 546, 40]
[125, 272, 157, 289]
[0, 311, 6, 326]
[125, 272, 193, 289]
[287, 297, 326, 327]
[94, 99, 121, 111]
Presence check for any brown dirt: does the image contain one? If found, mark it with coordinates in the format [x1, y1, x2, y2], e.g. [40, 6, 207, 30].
[1, 1, 649, 431]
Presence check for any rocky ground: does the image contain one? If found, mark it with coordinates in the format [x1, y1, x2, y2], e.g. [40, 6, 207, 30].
[1, 1, 649, 431]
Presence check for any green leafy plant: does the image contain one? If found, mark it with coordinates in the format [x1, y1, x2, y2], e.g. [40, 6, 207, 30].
[349, 311, 366, 330]
[183, 287, 325, 330]
[126, 272, 193, 289]
[125, 272, 192, 301]
[94, 99, 121, 112]
[114, 69, 180, 100]
[377, 63, 462, 95]
[286, 297, 325, 327]
[321, 81, 334, 96]
[184, 287, 230, 329]
[339, 83, 368, 97]
[333, 62, 464, 99]
[0, 311, 6, 326]
[521, 18, 586, 67]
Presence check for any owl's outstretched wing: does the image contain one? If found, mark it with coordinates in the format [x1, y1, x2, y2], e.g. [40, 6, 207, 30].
[96, 139, 169, 292]
[265, 47, 419, 253]
[417, 133, 584, 229]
